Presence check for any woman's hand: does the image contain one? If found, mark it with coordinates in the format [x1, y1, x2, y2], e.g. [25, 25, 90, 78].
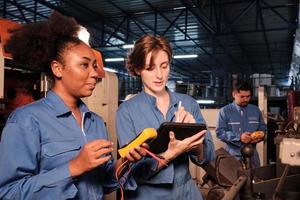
[115, 143, 149, 177]
[174, 106, 195, 123]
[124, 143, 149, 162]
[69, 139, 113, 177]
[159, 130, 206, 165]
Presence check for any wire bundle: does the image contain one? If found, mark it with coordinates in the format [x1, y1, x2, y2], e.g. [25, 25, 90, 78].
[115, 147, 168, 200]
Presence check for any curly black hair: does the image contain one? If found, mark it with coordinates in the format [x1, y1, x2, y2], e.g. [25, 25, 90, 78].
[5, 11, 82, 77]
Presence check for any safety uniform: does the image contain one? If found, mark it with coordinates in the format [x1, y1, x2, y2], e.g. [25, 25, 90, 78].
[216, 102, 266, 168]
[0, 91, 118, 200]
[116, 90, 215, 200]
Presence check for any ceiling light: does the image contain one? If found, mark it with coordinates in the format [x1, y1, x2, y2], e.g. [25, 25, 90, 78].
[173, 54, 198, 59]
[196, 99, 215, 104]
[173, 6, 186, 10]
[77, 26, 90, 46]
[122, 44, 134, 49]
[104, 67, 118, 73]
[105, 58, 125, 62]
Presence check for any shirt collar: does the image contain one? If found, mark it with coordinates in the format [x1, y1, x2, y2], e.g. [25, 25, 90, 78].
[141, 87, 180, 108]
[233, 101, 246, 111]
[44, 90, 91, 117]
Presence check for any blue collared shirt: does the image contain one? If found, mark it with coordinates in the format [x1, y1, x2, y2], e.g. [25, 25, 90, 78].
[0, 91, 118, 200]
[216, 102, 267, 167]
[116, 90, 215, 200]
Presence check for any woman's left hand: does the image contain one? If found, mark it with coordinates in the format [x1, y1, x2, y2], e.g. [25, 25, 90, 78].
[161, 130, 206, 161]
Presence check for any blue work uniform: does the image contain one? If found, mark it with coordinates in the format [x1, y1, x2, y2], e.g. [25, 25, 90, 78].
[216, 102, 267, 168]
[116, 90, 215, 200]
[0, 91, 118, 200]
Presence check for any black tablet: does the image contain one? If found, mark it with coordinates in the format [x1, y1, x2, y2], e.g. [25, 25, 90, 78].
[149, 122, 206, 154]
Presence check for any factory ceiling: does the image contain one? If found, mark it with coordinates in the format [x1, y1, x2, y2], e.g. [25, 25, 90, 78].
[1, 0, 298, 86]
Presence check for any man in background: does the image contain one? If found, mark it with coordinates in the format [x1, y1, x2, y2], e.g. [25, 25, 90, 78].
[216, 81, 266, 168]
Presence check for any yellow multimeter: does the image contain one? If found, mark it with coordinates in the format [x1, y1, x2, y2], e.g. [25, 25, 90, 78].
[118, 128, 158, 158]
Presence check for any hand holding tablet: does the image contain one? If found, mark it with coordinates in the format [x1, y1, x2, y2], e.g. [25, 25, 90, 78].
[149, 122, 206, 154]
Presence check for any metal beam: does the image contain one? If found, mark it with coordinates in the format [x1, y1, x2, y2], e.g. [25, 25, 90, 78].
[104, 17, 126, 46]
[222, 0, 256, 33]
[162, 9, 185, 36]
[219, 1, 254, 71]
[144, 0, 220, 66]
[34, 0, 37, 22]
[35, 0, 131, 46]
[154, 11, 157, 35]
[181, 0, 237, 66]
[7, 0, 48, 19]
[11, 0, 30, 22]
[61, 0, 127, 43]
[257, 0, 273, 71]
[104, 0, 205, 78]
[217, 27, 295, 36]
[261, 0, 296, 29]
[132, 19, 148, 35]
[3, 0, 7, 18]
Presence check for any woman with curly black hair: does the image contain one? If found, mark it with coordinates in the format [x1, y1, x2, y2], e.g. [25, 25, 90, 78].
[0, 12, 145, 200]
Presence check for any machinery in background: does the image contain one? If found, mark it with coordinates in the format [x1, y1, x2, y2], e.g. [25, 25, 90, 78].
[0, 18, 21, 99]
[200, 107, 300, 200]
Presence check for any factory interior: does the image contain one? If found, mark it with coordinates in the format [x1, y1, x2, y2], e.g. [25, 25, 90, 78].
[0, 0, 300, 200]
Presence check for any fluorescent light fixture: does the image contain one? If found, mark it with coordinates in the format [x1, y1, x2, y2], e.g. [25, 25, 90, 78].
[196, 99, 215, 104]
[104, 67, 118, 73]
[77, 26, 90, 46]
[105, 58, 125, 62]
[122, 44, 134, 49]
[176, 80, 184, 84]
[173, 54, 198, 59]
[173, 6, 186, 10]
[4, 66, 31, 73]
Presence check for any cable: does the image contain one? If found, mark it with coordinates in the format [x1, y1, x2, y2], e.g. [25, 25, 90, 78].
[115, 147, 168, 200]
[115, 159, 130, 200]
[140, 147, 168, 167]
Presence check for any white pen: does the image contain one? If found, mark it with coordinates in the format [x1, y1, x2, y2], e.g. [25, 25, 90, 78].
[176, 101, 182, 122]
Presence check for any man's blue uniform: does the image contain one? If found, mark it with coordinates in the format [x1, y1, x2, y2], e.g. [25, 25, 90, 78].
[216, 102, 266, 168]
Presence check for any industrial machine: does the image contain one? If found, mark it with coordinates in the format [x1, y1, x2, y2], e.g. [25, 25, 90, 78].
[200, 107, 300, 200]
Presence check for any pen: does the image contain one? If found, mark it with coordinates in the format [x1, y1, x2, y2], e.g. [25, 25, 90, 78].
[176, 101, 182, 122]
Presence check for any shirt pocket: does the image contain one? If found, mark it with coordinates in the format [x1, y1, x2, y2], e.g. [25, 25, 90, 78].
[227, 121, 241, 133]
[42, 139, 82, 169]
[248, 121, 260, 132]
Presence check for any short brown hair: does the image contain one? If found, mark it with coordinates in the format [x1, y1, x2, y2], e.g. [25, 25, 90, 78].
[126, 35, 172, 76]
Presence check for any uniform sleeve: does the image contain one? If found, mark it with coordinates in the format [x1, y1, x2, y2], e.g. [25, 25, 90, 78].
[189, 100, 215, 164]
[216, 108, 242, 148]
[0, 118, 77, 200]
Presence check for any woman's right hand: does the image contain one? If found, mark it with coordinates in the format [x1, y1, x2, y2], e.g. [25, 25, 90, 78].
[69, 139, 113, 177]
[159, 130, 206, 165]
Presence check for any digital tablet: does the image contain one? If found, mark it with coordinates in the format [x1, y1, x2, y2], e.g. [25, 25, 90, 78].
[149, 122, 206, 154]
